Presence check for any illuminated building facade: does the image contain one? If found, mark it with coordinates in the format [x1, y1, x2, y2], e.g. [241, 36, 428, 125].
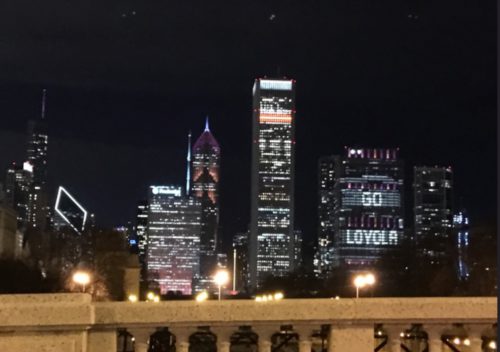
[453, 210, 470, 281]
[135, 200, 149, 280]
[53, 186, 88, 234]
[52, 186, 90, 271]
[191, 118, 220, 276]
[5, 161, 33, 232]
[332, 148, 405, 269]
[315, 156, 339, 276]
[146, 185, 201, 295]
[26, 89, 49, 231]
[413, 166, 453, 264]
[250, 78, 296, 289]
[233, 231, 249, 293]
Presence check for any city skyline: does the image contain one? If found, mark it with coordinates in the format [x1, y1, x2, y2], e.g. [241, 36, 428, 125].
[0, 0, 495, 260]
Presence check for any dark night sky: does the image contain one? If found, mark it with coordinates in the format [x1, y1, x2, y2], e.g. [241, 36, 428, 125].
[0, 0, 496, 255]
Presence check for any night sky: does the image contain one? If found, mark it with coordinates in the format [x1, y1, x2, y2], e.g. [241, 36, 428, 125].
[0, 0, 496, 254]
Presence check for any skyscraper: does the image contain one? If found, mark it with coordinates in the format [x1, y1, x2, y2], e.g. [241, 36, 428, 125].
[232, 231, 249, 293]
[453, 210, 470, 281]
[26, 89, 49, 231]
[315, 156, 339, 276]
[135, 200, 149, 280]
[332, 148, 405, 269]
[5, 161, 33, 232]
[191, 118, 220, 276]
[414, 166, 453, 265]
[146, 185, 201, 295]
[250, 78, 296, 289]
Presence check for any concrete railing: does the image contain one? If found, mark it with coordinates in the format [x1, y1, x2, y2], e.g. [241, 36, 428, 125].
[0, 294, 496, 352]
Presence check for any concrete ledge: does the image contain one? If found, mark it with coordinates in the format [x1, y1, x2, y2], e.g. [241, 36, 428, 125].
[0, 294, 495, 330]
[0, 294, 93, 330]
[93, 297, 497, 327]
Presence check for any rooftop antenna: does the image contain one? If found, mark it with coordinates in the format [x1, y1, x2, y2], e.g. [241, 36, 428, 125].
[41, 89, 47, 119]
[204, 115, 210, 132]
[185, 130, 192, 196]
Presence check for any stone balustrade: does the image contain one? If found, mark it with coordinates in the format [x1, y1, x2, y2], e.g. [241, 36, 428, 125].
[0, 294, 496, 352]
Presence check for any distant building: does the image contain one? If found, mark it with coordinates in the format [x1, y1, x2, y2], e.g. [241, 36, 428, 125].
[52, 186, 90, 271]
[413, 166, 453, 265]
[315, 156, 338, 276]
[53, 186, 88, 235]
[146, 185, 201, 295]
[332, 148, 405, 269]
[294, 229, 303, 268]
[233, 231, 250, 293]
[0, 206, 18, 258]
[134, 200, 149, 280]
[25, 89, 50, 232]
[250, 77, 296, 290]
[5, 161, 33, 232]
[453, 210, 470, 281]
[191, 118, 221, 278]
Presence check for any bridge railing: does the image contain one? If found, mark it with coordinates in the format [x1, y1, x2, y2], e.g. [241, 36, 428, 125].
[0, 294, 496, 352]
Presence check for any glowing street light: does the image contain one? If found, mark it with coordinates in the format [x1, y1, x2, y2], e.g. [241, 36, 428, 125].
[128, 294, 138, 303]
[353, 273, 376, 298]
[72, 271, 91, 292]
[213, 270, 229, 301]
[196, 291, 209, 302]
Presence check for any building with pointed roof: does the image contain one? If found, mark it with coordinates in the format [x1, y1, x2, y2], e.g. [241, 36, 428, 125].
[191, 117, 221, 278]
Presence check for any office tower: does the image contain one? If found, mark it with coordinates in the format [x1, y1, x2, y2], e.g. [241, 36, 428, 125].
[250, 77, 296, 289]
[52, 186, 91, 270]
[135, 200, 149, 279]
[315, 156, 339, 276]
[232, 231, 250, 292]
[293, 229, 303, 268]
[53, 186, 88, 234]
[26, 89, 49, 231]
[453, 210, 470, 281]
[191, 118, 220, 276]
[413, 166, 453, 265]
[5, 161, 33, 232]
[146, 185, 201, 295]
[332, 148, 405, 269]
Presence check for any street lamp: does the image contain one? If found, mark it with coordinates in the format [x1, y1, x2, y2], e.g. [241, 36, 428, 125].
[213, 270, 229, 301]
[196, 291, 208, 302]
[72, 271, 91, 293]
[353, 273, 376, 298]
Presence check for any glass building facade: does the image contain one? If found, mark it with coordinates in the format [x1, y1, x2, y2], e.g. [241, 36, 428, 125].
[453, 210, 470, 281]
[413, 166, 453, 264]
[315, 156, 339, 276]
[146, 185, 201, 295]
[250, 78, 296, 289]
[191, 118, 220, 276]
[5, 161, 33, 232]
[332, 148, 405, 268]
[26, 89, 49, 232]
[135, 200, 149, 280]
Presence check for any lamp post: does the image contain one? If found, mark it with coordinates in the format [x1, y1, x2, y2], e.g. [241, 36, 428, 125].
[353, 273, 375, 298]
[213, 270, 229, 301]
[72, 271, 91, 293]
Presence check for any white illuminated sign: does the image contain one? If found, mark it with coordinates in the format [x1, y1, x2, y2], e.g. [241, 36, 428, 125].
[150, 186, 182, 197]
[54, 186, 88, 234]
[345, 229, 398, 246]
[260, 80, 292, 91]
[362, 192, 382, 206]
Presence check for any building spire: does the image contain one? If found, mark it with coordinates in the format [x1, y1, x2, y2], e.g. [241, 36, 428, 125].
[41, 89, 47, 119]
[186, 130, 192, 195]
[204, 115, 210, 132]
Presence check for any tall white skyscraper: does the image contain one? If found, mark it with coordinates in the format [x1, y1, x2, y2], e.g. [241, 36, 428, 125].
[249, 78, 296, 290]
